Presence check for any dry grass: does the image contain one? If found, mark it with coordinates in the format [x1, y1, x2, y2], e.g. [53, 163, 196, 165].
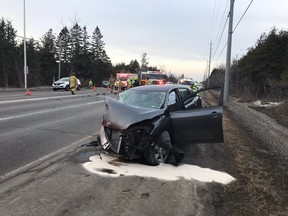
[223, 112, 288, 215]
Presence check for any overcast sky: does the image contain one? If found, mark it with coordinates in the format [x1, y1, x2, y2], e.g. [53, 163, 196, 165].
[1, 0, 287, 81]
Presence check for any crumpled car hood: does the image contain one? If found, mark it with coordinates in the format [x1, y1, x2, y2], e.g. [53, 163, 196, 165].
[103, 96, 165, 130]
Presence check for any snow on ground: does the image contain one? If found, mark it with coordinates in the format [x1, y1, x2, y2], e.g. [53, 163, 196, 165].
[252, 100, 281, 108]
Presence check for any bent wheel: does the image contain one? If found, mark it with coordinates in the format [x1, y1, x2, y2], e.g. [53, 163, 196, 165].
[144, 143, 170, 166]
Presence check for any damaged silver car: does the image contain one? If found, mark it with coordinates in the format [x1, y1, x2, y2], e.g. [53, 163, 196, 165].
[99, 84, 224, 165]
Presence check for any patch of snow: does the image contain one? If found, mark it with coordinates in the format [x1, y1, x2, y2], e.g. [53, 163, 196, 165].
[252, 100, 281, 108]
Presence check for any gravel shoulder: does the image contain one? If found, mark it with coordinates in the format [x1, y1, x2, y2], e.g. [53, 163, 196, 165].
[223, 98, 288, 215]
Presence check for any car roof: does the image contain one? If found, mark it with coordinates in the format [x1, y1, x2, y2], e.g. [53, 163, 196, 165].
[127, 84, 190, 92]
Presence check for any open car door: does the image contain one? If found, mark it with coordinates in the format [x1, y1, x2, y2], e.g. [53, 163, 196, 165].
[170, 87, 224, 145]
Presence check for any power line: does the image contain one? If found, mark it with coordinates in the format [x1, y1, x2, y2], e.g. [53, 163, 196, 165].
[16, 35, 41, 43]
[208, 0, 229, 66]
[233, 0, 254, 33]
[212, 14, 229, 60]
[215, 42, 227, 64]
[208, 0, 218, 42]
[213, 0, 230, 46]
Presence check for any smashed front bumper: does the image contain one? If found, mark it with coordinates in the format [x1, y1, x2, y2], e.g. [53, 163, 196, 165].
[99, 126, 122, 153]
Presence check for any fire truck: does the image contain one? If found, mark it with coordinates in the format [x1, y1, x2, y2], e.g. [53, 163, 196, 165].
[139, 71, 167, 85]
[115, 73, 138, 90]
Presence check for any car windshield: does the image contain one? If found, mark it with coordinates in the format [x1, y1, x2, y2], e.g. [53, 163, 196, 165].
[148, 74, 166, 79]
[59, 78, 69, 82]
[118, 90, 166, 109]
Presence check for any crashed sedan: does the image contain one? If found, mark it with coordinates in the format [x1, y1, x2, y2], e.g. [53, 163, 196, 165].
[99, 84, 224, 165]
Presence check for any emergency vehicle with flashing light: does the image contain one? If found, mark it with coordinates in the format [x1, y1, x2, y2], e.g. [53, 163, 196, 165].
[140, 71, 167, 85]
[115, 73, 138, 90]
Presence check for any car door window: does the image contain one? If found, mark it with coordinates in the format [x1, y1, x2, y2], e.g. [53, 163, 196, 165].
[178, 88, 192, 99]
[181, 87, 223, 109]
[168, 90, 183, 112]
[168, 91, 176, 105]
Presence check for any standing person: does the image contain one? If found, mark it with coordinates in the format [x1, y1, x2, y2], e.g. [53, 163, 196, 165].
[146, 77, 152, 85]
[190, 82, 202, 108]
[69, 72, 78, 95]
[117, 79, 123, 92]
[191, 82, 199, 94]
[88, 79, 93, 88]
[133, 77, 139, 87]
[126, 78, 131, 89]
[109, 74, 115, 93]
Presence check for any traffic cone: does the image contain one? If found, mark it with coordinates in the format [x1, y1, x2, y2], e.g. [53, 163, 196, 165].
[92, 85, 96, 91]
[25, 88, 31, 95]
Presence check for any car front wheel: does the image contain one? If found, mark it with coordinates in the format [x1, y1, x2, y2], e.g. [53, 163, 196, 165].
[65, 85, 70, 91]
[144, 131, 171, 166]
[144, 144, 170, 166]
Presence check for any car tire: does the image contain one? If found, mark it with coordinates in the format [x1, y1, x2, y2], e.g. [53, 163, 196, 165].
[77, 85, 81, 91]
[144, 131, 171, 166]
[65, 85, 70, 91]
[53, 88, 57, 91]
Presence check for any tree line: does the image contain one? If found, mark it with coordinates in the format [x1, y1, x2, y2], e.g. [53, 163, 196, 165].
[207, 27, 288, 100]
[0, 17, 174, 88]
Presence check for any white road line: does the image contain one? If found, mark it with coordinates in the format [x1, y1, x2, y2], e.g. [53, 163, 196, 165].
[0, 101, 103, 121]
[0, 93, 96, 104]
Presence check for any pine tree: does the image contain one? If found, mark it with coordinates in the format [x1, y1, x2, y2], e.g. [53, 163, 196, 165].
[38, 28, 57, 84]
[56, 26, 71, 77]
[91, 26, 111, 82]
[0, 18, 18, 87]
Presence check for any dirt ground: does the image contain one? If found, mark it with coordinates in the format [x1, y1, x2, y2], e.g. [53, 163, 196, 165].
[222, 101, 288, 215]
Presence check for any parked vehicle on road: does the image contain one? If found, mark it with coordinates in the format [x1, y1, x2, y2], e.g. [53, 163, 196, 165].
[99, 84, 224, 166]
[177, 78, 193, 85]
[140, 71, 167, 85]
[52, 77, 81, 91]
[115, 73, 138, 90]
[101, 80, 110, 88]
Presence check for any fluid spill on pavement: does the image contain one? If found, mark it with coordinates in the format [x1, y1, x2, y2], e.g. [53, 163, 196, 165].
[83, 154, 235, 184]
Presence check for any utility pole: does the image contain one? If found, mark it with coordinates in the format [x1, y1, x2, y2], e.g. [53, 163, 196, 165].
[23, 0, 27, 90]
[224, 0, 235, 103]
[207, 41, 212, 87]
[58, 36, 62, 80]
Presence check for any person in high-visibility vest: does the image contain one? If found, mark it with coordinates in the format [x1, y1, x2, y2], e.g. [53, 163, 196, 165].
[146, 77, 152, 85]
[190, 82, 202, 108]
[69, 72, 78, 95]
[191, 82, 199, 96]
[117, 79, 123, 92]
[109, 74, 115, 92]
[88, 79, 93, 88]
[126, 78, 132, 89]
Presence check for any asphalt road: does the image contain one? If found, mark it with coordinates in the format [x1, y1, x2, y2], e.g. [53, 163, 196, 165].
[0, 87, 112, 177]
